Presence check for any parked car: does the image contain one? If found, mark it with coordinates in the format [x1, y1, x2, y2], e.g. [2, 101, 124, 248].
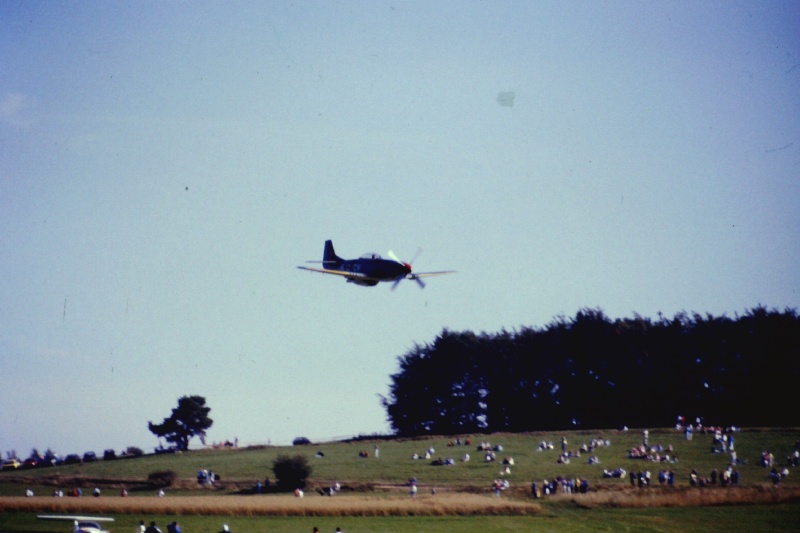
[22, 458, 38, 469]
[154, 445, 179, 454]
[103, 449, 116, 460]
[83, 451, 98, 462]
[63, 454, 81, 465]
[39, 456, 57, 467]
[1, 459, 21, 470]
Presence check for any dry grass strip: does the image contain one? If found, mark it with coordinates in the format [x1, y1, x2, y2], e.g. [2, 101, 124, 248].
[561, 486, 800, 509]
[0, 494, 541, 517]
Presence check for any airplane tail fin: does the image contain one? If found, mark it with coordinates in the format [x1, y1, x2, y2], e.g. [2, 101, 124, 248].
[323, 240, 342, 266]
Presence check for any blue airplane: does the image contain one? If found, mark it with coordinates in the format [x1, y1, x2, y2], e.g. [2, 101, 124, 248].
[297, 240, 455, 289]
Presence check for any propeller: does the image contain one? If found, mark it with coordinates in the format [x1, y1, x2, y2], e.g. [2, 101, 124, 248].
[388, 248, 425, 290]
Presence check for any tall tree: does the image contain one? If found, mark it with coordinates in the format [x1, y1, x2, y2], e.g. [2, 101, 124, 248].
[148, 395, 213, 451]
[382, 307, 800, 435]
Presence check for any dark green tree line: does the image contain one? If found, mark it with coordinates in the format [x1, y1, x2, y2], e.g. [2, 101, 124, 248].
[381, 307, 800, 435]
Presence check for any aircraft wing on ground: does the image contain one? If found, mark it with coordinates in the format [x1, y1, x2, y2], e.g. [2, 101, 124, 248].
[38, 516, 114, 522]
[38, 516, 113, 533]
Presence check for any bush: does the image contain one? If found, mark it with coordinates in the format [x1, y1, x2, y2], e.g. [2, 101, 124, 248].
[148, 470, 177, 487]
[272, 455, 312, 490]
[292, 437, 312, 446]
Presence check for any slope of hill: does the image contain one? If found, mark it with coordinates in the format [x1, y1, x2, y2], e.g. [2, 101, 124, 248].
[3, 427, 799, 495]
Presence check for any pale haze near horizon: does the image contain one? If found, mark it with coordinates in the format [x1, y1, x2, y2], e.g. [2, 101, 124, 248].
[1, 1, 798, 458]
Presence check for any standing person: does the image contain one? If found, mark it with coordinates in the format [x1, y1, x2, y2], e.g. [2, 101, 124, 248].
[144, 522, 162, 533]
[137, 521, 146, 533]
[409, 482, 417, 497]
[374, 445, 379, 458]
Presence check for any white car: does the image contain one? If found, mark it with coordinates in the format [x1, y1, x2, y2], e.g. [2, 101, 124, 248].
[1, 458, 21, 470]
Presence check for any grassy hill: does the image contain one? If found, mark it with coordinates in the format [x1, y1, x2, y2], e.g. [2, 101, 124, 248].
[3, 427, 799, 494]
[3, 428, 800, 532]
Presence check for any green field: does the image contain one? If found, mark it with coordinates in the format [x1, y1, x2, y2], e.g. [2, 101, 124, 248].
[3, 428, 798, 490]
[3, 504, 800, 533]
[2, 427, 799, 532]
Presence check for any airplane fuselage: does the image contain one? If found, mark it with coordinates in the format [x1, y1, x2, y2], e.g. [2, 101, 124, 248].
[335, 256, 412, 285]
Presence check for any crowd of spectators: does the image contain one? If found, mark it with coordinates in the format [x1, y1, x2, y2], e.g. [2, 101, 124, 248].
[491, 478, 510, 496]
[768, 467, 789, 485]
[196, 468, 217, 486]
[759, 451, 775, 467]
[18, 421, 800, 503]
[689, 467, 740, 486]
[410, 445, 437, 460]
[787, 448, 800, 467]
[531, 476, 588, 497]
[627, 443, 677, 463]
[602, 467, 626, 479]
[630, 470, 652, 487]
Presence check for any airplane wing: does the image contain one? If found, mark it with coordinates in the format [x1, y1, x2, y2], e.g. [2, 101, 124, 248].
[296, 266, 372, 280]
[412, 270, 457, 278]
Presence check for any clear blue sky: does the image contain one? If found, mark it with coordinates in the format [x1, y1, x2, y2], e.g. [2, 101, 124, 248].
[1, 1, 798, 458]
